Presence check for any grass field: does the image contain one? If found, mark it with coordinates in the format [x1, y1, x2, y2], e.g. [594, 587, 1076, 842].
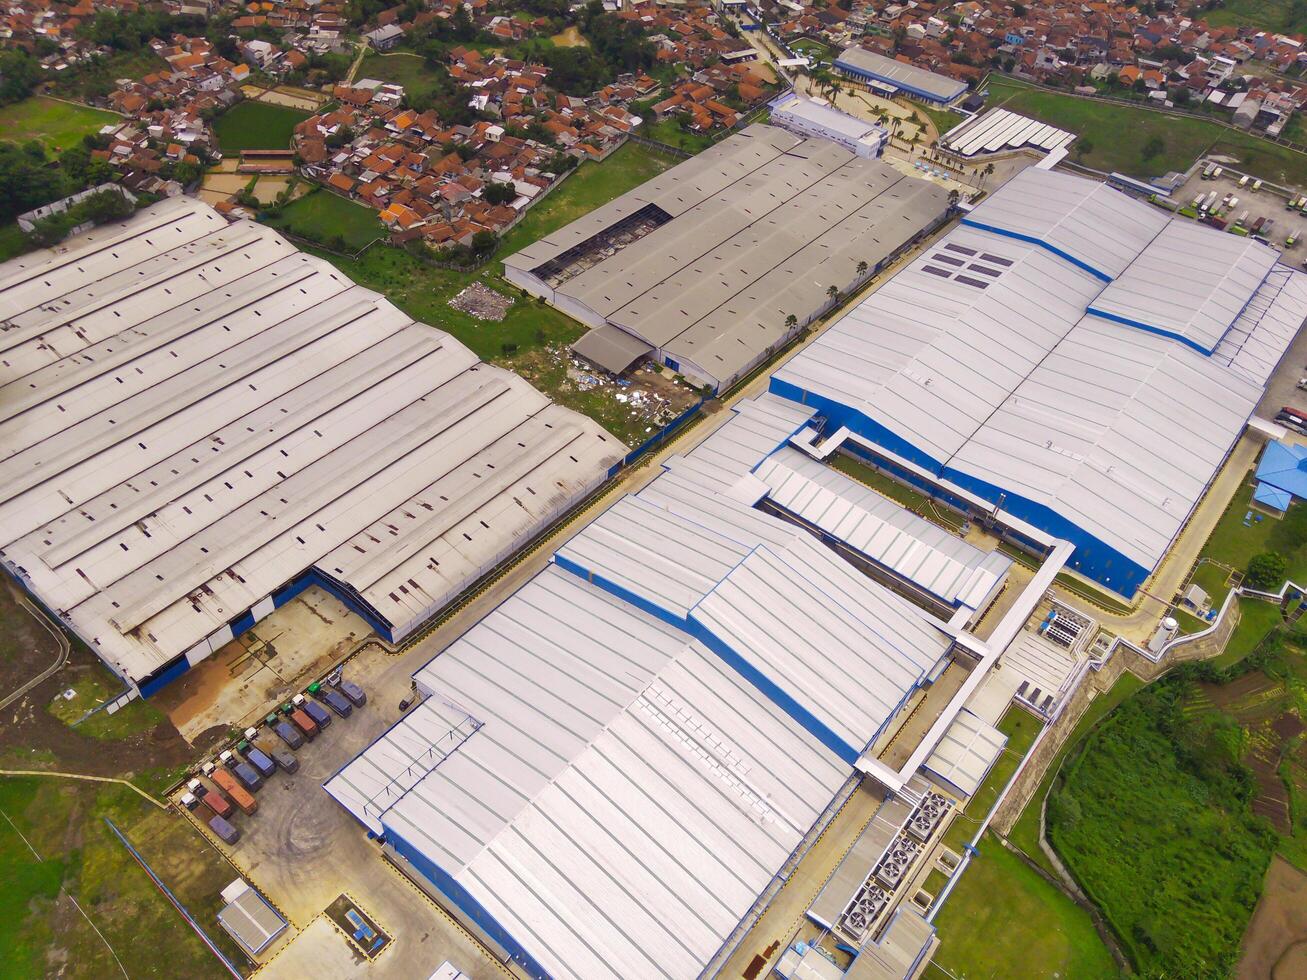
[1048, 669, 1282, 978]
[0, 97, 120, 152]
[214, 100, 310, 153]
[358, 51, 447, 102]
[299, 142, 678, 442]
[0, 776, 239, 979]
[47, 668, 168, 741]
[1007, 671, 1146, 876]
[1202, 0, 1307, 33]
[265, 189, 386, 251]
[1210, 598, 1286, 670]
[927, 832, 1119, 980]
[638, 117, 717, 154]
[984, 76, 1307, 186]
[51, 50, 167, 103]
[1187, 472, 1307, 606]
[939, 706, 1043, 853]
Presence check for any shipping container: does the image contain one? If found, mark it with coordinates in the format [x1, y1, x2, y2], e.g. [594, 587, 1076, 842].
[189, 778, 235, 819]
[242, 744, 277, 779]
[210, 767, 258, 814]
[338, 680, 367, 707]
[209, 813, 241, 845]
[296, 694, 332, 728]
[319, 687, 352, 718]
[256, 739, 299, 773]
[221, 750, 263, 791]
[273, 719, 305, 749]
[286, 706, 319, 739]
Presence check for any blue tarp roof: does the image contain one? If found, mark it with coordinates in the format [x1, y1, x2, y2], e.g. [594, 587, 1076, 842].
[1256, 440, 1307, 503]
[1254, 482, 1293, 512]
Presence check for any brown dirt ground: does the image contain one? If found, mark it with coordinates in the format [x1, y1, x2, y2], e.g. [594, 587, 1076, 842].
[1238, 856, 1307, 980]
[0, 577, 63, 700]
[0, 578, 192, 781]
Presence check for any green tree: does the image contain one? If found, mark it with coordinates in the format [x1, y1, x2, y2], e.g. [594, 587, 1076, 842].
[1245, 552, 1288, 590]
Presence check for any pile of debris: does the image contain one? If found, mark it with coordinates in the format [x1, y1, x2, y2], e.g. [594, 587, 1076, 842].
[449, 282, 513, 321]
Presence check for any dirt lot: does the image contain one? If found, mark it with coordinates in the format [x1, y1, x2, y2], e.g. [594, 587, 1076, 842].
[1239, 856, 1307, 979]
[0, 577, 63, 705]
[153, 588, 367, 749]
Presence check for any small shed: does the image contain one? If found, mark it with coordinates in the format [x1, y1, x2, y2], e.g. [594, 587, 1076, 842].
[217, 879, 287, 955]
[1254, 439, 1307, 514]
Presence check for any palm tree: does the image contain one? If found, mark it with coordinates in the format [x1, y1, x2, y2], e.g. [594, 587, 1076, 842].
[785, 313, 798, 330]
[981, 162, 995, 188]
[826, 284, 839, 304]
[856, 260, 869, 278]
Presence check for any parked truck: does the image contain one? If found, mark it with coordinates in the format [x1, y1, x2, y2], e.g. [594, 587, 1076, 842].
[283, 703, 319, 740]
[238, 741, 276, 780]
[338, 679, 367, 707]
[187, 777, 234, 819]
[309, 682, 352, 719]
[294, 692, 333, 728]
[266, 712, 305, 749]
[248, 728, 299, 773]
[205, 764, 257, 814]
[220, 749, 263, 791]
[209, 814, 241, 845]
[1239, 174, 1250, 188]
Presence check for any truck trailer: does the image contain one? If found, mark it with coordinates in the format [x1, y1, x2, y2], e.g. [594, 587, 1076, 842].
[207, 765, 258, 815]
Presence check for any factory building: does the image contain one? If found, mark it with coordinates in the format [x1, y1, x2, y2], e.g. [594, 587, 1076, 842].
[772, 167, 1307, 597]
[0, 197, 624, 694]
[328, 393, 1026, 979]
[832, 48, 968, 106]
[503, 124, 949, 392]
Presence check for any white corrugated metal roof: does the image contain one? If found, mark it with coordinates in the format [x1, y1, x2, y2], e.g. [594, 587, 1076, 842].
[941, 108, 1074, 157]
[1087, 220, 1277, 352]
[922, 708, 1007, 798]
[754, 447, 1010, 609]
[326, 564, 850, 980]
[0, 197, 623, 683]
[775, 170, 1307, 576]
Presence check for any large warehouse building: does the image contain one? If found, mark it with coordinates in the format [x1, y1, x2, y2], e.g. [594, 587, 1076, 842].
[772, 167, 1307, 596]
[0, 197, 624, 694]
[833, 48, 968, 106]
[328, 393, 1028, 979]
[503, 124, 949, 392]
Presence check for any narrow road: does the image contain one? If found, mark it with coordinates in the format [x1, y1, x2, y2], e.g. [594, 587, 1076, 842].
[0, 593, 70, 711]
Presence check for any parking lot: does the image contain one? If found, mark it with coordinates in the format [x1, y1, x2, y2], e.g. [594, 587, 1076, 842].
[173, 636, 508, 979]
[1173, 165, 1307, 260]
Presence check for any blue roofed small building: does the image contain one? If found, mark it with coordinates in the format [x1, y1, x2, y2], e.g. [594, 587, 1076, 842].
[833, 47, 968, 106]
[1254, 439, 1307, 513]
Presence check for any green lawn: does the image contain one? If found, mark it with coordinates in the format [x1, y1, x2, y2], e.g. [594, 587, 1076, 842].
[828, 453, 964, 529]
[0, 776, 236, 979]
[940, 706, 1043, 853]
[1188, 471, 1307, 606]
[1048, 672, 1280, 978]
[265, 188, 386, 251]
[0, 97, 120, 152]
[50, 50, 168, 103]
[214, 100, 310, 153]
[46, 667, 168, 741]
[358, 51, 447, 102]
[928, 832, 1119, 980]
[788, 39, 832, 62]
[984, 76, 1307, 185]
[638, 117, 717, 154]
[919, 102, 963, 141]
[1202, 0, 1307, 32]
[1007, 671, 1146, 876]
[1210, 598, 1285, 670]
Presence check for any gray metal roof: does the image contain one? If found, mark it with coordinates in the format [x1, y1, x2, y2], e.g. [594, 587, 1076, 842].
[775, 168, 1307, 576]
[512, 125, 947, 385]
[0, 197, 623, 682]
[571, 322, 655, 374]
[834, 47, 967, 102]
